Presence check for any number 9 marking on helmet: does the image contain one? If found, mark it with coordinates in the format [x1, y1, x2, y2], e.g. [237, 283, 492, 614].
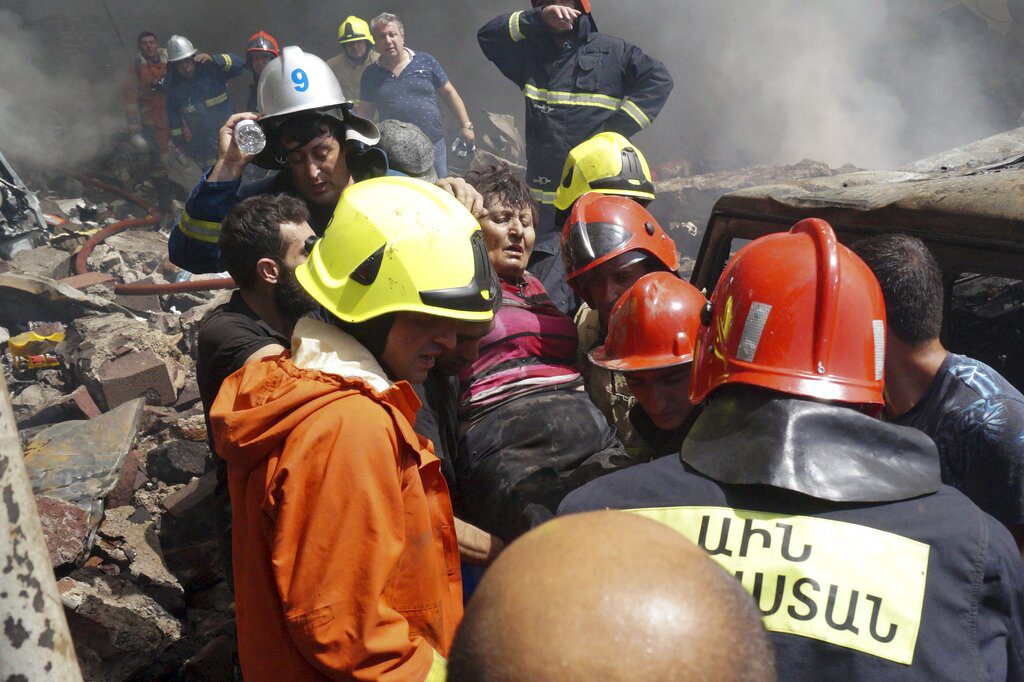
[291, 68, 309, 92]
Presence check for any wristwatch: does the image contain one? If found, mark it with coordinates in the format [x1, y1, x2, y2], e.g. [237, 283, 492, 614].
[461, 122, 474, 130]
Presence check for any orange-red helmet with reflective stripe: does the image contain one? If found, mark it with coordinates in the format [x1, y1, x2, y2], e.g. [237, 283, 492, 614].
[532, 0, 592, 13]
[689, 218, 886, 411]
[246, 31, 280, 58]
[590, 272, 706, 372]
[561, 193, 678, 298]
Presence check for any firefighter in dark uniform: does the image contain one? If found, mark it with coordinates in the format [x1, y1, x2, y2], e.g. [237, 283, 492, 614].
[560, 218, 1024, 680]
[478, 0, 673, 313]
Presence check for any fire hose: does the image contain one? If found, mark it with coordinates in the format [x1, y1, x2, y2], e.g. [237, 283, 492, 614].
[70, 173, 236, 295]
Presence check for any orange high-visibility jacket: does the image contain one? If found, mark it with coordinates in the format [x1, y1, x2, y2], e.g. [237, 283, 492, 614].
[210, 317, 461, 680]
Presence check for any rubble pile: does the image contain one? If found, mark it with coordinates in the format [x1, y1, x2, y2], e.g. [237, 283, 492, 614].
[2, 166, 237, 680]
[651, 158, 862, 271]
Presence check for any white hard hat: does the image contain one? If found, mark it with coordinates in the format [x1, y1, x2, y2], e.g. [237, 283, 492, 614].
[166, 35, 197, 63]
[128, 132, 150, 154]
[254, 46, 379, 163]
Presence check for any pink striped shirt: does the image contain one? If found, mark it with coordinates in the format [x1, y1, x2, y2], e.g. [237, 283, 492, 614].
[458, 274, 580, 417]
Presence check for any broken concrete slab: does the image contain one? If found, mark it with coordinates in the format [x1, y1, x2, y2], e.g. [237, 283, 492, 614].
[10, 383, 65, 421]
[59, 568, 183, 681]
[68, 313, 191, 406]
[8, 244, 72, 279]
[145, 440, 212, 486]
[105, 450, 147, 509]
[15, 385, 101, 429]
[98, 506, 185, 613]
[59, 271, 116, 299]
[104, 230, 170, 274]
[0, 272, 134, 330]
[115, 275, 164, 314]
[96, 350, 177, 409]
[160, 471, 217, 518]
[35, 495, 92, 569]
[22, 398, 145, 522]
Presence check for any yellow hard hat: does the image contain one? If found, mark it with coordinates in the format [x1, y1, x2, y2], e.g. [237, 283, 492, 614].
[554, 132, 656, 210]
[296, 177, 497, 323]
[338, 16, 374, 45]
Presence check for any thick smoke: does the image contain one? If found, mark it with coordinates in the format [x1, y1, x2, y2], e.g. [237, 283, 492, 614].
[0, 8, 124, 168]
[1, 0, 1020, 172]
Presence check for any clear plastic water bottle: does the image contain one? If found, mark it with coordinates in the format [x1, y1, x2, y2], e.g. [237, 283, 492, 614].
[234, 120, 266, 156]
[451, 137, 476, 159]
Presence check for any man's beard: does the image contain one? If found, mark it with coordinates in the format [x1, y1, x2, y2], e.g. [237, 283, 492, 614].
[275, 266, 320, 325]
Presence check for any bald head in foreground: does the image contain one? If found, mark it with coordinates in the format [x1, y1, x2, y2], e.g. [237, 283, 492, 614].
[447, 511, 776, 681]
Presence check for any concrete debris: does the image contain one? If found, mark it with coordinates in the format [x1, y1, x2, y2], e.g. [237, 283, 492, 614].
[96, 350, 177, 410]
[15, 384, 101, 429]
[59, 271, 116, 299]
[97, 506, 185, 613]
[9, 244, 72, 280]
[145, 440, 214, 486]
[651, 158, 862, 260]
[35, 495, 92, 569]
[59, 568, 183, 681]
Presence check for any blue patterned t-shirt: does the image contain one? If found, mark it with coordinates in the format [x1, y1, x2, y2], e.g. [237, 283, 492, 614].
[893, 353, 1024, 527]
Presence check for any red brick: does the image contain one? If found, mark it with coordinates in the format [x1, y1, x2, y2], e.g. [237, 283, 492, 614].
[35, 495, 90, 568]
[60, 271, 116, 291]
[96, 350, 176, 409]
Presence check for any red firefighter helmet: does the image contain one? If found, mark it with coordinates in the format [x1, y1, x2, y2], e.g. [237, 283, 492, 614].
[532, 0, 592, 13]
[590, 272, 706, 372]
[689, 218, 886, 410]
[246, 31, 280, 62]
[561, 192, 678, 298]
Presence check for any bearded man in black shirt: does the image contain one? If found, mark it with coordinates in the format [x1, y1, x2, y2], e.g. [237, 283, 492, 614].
[196, 193, 320, 586]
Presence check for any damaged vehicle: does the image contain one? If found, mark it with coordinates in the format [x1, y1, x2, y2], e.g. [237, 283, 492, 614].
[692, 127, 1024, 391]
[0, 149, 48, 259]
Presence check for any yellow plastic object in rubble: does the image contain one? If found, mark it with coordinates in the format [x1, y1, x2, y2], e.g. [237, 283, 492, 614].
[8, 330, 65, 358]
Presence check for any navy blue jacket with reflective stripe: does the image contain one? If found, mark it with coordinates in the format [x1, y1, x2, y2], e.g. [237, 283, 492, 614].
[560, 454, 1024, 681]
[478, 9, 672, 220]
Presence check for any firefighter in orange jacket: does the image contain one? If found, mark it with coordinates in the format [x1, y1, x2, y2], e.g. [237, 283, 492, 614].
[210, 177, 498, 680]
[124, 31, 171, 208]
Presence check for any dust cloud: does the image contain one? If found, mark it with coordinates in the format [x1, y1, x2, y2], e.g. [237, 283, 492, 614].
[1, 0, 1020, 172]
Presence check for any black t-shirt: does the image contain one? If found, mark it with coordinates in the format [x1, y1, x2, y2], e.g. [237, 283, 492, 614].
[197, 291, 287, 425]
[891, 353, 1024, 527]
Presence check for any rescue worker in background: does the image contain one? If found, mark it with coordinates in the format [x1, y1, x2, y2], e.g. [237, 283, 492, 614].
[326, 15, 377, 107]
[210, 177, 498, 680]
[564, 192, 679, 460]
[550, 131, 659, 314]
[124, 31, 172, 210]
[478, 0, 673, 308]
[358, 12, 475, 179]
[243, 31, 279, 112]
[588, 272, 705, 459]
[164, 34, 244, 167]
[560, 218, 1024, 679]
[852, 234, 1024, 555]
[168, 46, 484, 275]
[447, 511, 777, 682]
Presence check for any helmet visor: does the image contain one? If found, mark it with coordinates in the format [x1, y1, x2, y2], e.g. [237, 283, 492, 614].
[563, 220, 633, 274]
[420, 232, 499, 315]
